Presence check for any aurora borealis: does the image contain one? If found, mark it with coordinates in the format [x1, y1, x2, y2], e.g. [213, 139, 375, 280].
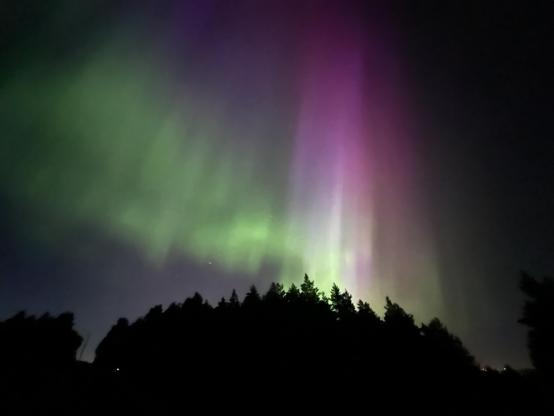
[1, 1, 553, 367]
[0, 1, 438, 301]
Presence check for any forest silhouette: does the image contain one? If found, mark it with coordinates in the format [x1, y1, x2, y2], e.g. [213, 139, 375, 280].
[1, 273, 552, 414]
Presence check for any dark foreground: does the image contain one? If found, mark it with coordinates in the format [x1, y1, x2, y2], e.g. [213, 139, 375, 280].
[1, 275, 553, 414]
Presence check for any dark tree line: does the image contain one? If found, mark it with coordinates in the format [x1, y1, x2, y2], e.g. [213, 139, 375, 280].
[0, 311, 82, 368]
[94, 276, 479, 412]
[519, 273, 554, 381]
[0, 311, 86, 413]
[0, 273, 553, 414]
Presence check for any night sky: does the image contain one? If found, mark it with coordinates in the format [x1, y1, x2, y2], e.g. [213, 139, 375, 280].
[1, 0, 553, 367]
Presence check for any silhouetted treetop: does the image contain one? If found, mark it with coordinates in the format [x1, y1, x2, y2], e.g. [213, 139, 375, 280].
[300, 274, 320, 303]
[330, 283, 356, 318]
[0, 311, 82, 369]
[243, 285, 262, 309]
[519, 272, 554, 379]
